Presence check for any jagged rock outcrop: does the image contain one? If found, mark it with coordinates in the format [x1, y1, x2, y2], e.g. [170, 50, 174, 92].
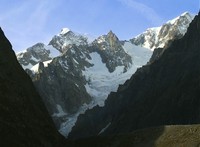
[69, 12, 200, 139]
[0, 28, 64, 146]
[131, 12, 194, 50]
[91, 31, 132, 72]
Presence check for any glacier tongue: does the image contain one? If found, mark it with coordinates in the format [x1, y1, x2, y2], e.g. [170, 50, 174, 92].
[83, 52, 124, 106]
[84, 42, 152, 106]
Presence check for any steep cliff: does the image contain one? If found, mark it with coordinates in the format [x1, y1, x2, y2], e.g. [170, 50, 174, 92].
[0, 28, 64, 146]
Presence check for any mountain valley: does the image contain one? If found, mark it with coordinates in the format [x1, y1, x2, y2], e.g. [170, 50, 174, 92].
[0, 11, 199, 147]
[16, 12, 194, 138]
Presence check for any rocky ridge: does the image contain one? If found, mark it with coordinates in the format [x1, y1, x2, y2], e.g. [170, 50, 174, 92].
[92, 31, 132, 72]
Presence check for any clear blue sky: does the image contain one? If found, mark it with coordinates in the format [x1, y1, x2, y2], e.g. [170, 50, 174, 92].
[0, 0, 198, 52]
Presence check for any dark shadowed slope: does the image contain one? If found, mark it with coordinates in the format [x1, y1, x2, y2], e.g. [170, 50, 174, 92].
[0, 28, 65, 146]
[69, 11, 200, 141]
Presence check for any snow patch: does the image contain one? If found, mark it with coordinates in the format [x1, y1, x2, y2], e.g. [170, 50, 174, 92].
[98, 122, 111, 135]
[31, 63, 39, 73]
[60, 28, 70, 35]
[73, 58, 79, 64]
[97, 36, 106, 44]
[75, 83, 79, 87]
[53, 104, 67, 117]
[22, 63, 33, 70]
[43, 60, 52, 67]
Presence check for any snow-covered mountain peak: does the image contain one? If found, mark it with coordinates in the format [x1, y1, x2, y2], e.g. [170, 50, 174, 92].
[131, 12, 194, 50]
[167, 11, 194, 25]
[49, 29, 88, 53]
[181, 11, 191, 17]
[59, 28, 71, 35]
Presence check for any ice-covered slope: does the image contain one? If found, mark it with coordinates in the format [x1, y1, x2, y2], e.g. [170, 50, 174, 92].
[84, 42, 152, 106]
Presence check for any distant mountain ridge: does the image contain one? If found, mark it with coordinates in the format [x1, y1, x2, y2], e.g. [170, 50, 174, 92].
[131, 12, 194, 50]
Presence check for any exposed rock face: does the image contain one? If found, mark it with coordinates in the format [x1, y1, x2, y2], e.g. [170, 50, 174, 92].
[0, 28, 64, 146]
[131, 12, 194, 50]
[69, 12, 200, 139]
[31, 45, 92, 128]
[92, 31, 132, 72]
